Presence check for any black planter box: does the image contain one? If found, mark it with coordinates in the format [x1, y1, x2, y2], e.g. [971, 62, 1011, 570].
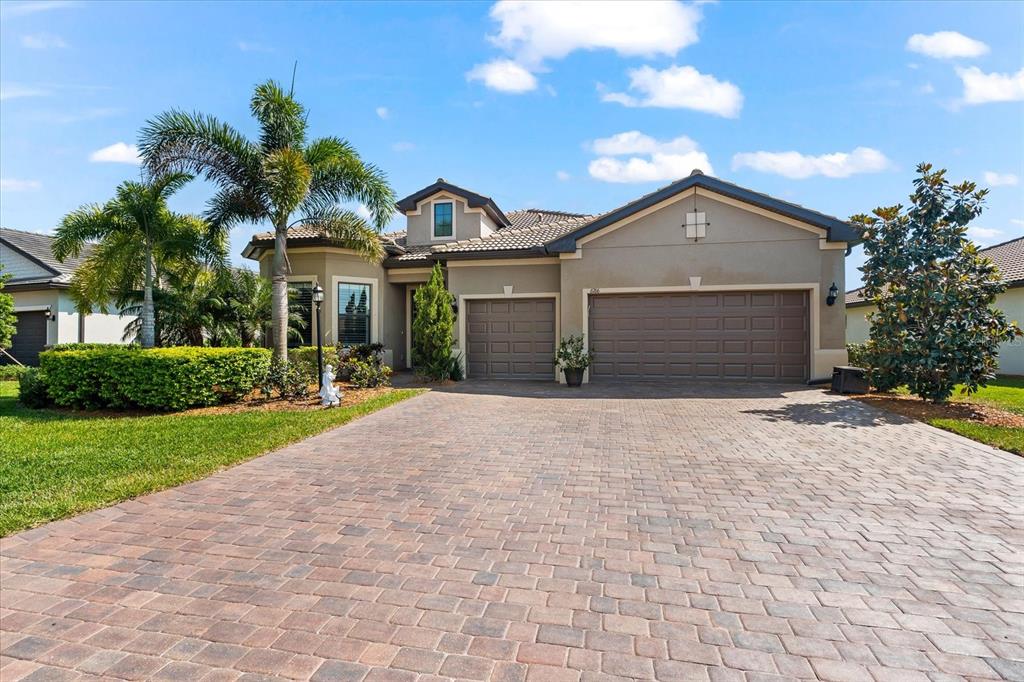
[831, 366, 869, 394]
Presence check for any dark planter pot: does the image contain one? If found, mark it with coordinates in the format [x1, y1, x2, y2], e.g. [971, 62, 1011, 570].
[563, 367, 584, 387]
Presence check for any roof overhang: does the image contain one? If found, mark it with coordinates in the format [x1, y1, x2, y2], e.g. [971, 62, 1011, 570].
[546, 173, 860, 253]
[396, 180, 511, 228]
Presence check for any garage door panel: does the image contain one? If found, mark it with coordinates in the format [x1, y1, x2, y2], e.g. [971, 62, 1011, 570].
[466, 298, 556, 380]
[589, 291, 808, 382]
[7, 312, 48, 366]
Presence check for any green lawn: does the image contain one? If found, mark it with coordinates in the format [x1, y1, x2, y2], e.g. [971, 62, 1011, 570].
[0, 381, 423, 536]
[952, 375, 1024, 415]
[936, 376, 1023, 455]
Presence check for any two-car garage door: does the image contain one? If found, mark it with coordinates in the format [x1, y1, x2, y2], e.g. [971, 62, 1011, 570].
[464, 290, 809, 382]
[589, 291, 809, 382]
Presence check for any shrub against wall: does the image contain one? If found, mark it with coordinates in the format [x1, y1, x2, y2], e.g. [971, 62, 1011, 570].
[40, 347, 270, 410]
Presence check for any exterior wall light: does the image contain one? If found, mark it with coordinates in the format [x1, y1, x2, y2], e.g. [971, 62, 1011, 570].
[826, 282, 838, 306]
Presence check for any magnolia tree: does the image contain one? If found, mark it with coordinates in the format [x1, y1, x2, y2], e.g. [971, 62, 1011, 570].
[853, 163, 1020, 402]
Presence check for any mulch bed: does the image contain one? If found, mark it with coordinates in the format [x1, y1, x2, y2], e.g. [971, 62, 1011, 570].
[856, 392, 1024, 428]
[187, 384, 398, 415]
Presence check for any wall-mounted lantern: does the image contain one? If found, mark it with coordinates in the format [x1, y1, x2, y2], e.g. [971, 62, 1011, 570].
[826, 282, 839, 306]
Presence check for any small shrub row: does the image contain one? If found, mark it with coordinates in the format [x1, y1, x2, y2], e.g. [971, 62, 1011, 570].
[47, 342, 131, 353]
[39, 347, 271, 410]
[846, 342, 870, 369]
[0, 364, 28, 380]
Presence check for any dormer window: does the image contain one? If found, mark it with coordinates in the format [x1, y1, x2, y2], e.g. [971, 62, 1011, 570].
[432, 201, 454, 239]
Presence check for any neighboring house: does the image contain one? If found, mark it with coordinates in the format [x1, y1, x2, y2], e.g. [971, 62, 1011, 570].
[244, 171, 858, 383]
[846, 235, 1024, 375]
[0, 228, 135, 365]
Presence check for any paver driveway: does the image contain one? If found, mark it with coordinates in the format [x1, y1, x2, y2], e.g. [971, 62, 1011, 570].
[2, 382, 1022, 682]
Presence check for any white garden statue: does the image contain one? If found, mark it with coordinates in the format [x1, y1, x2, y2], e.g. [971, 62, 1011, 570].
[320, 364, 342, 407]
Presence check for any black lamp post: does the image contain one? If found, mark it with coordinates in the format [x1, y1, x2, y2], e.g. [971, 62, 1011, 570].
[312, 283, 325, 390]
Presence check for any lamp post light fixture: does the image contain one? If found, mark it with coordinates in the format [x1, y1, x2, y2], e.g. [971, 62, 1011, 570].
[826, 282, 839, 306]
[312, 283, 325, 390]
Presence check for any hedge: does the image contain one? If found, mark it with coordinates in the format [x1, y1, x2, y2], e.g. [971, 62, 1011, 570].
[0, 364, 28, 380]
[47, 342, 132, 353]
[39, 347, 271, 410]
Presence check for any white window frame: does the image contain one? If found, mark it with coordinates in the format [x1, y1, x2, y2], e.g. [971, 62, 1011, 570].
[332, 275, 380, 346]
[431, 200, 456, 241]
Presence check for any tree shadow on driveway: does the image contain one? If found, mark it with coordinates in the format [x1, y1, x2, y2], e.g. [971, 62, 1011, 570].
[741, 396, 912, 428]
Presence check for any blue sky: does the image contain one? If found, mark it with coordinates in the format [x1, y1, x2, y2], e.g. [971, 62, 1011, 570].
[1, 0, 1022, 288]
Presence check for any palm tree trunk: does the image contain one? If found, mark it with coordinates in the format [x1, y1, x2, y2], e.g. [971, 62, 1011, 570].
[141, 242, 156, 348]
[271, 224, 289, 361]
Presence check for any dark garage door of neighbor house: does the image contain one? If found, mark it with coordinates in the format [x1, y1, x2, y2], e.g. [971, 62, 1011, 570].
[589, 291, 809, 382]
[6, 311, 48, 366]
[466, 298, 555, 379]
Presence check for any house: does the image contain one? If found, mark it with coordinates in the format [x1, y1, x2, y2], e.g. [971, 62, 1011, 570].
[244, 171, 858, 383]
[0, 227, 135, 365]
[846, 235, 1024, 376]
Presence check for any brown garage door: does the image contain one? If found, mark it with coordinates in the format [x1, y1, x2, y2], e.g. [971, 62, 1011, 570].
[589, 291, 808, 382]
[7, 311, 48, 366]
[466, 298, 555, 379]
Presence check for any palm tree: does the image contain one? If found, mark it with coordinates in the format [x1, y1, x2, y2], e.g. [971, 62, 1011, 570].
[53, 173, 224, 348]
[138, 79, 395, 360]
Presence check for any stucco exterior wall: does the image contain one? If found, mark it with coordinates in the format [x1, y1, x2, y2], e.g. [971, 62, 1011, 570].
[404, 196, 484, 247]
[10, 288, 133, 346]
[845, 287, 1024, 375]
[559, 194, 847, 380]
[259, 248, 403, 365]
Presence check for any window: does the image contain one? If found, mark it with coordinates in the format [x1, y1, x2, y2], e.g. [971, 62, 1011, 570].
[287, 282, 313, 348]
[433, 201, 453, 238]
[338, 282, 371, 345]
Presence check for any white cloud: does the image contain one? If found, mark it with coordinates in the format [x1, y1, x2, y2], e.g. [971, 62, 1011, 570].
[20, 32, 67, 49]
[391, 141, 415, 153]
[916, 82, 935, 95]
[0, 178, 42, 192]
[984, 171, 1019, 187]
[601, 65, 742, 118]
[588, 131, 712, 184]
[89, 142, 141, 164]
[466, 59, 538, 93]
[731, 147, 891, 179]
[488, 0, 701, 67]
[555, 170, 571, 181]
[906, 31, 989, 59]
[375, 106, 389, 120]
[1012, 219, 1024, 227]
[1, 1, 76, 17]
[968, 226, 1003, 245]
[237, 40, 273, 53]
[0, 82, 50, 100]
[355, 204, 372, 220]
[957, 66, 1024, 105]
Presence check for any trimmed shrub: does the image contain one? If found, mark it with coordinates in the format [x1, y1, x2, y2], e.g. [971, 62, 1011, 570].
[0, 364, 28, 380]
[347, 359, 392, 388]
[260, 357, 310, 400]
[47, 342, 130, 353]
[288, 345, 343, 383]
[17, 368, 49, 408]
[846, 342, 870, 370]
[39, 347, 271, 410]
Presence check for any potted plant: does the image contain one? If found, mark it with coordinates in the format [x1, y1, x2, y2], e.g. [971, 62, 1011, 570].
[555, 334, 591, 387]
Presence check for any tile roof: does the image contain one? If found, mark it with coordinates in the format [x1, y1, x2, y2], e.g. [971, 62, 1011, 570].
[506, 209, 591, 230]
[845, 235, 1024, 306]
[1, 227, 92, 285]
[430, 213, 596, 256]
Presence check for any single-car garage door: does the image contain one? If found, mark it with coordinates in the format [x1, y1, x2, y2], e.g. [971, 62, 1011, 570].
[589, 291, 808, 382]
[466, 298, 555, 379]
[6, 311, 48, 366]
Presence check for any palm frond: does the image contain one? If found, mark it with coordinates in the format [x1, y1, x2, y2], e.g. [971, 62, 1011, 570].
[297, 206, 385, 263]
[205, 187, 266, 231]
[53, 204, 112, 260]
[264, 147, 312, 221]
[303, 137, 396, 229]
[250, 79, 307, 152]
[138, 110, 262, 194]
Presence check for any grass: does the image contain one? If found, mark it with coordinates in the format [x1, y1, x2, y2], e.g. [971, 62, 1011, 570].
[929, 419, 1024, 455]
[0, 381, 423, 536]
[952, 375, 1024, 415]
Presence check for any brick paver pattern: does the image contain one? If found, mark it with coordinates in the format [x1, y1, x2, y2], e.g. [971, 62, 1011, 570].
[2, 382, 1022, 681]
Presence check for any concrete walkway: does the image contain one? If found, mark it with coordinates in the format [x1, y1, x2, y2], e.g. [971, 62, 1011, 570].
[2, 382, 1022, 681]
